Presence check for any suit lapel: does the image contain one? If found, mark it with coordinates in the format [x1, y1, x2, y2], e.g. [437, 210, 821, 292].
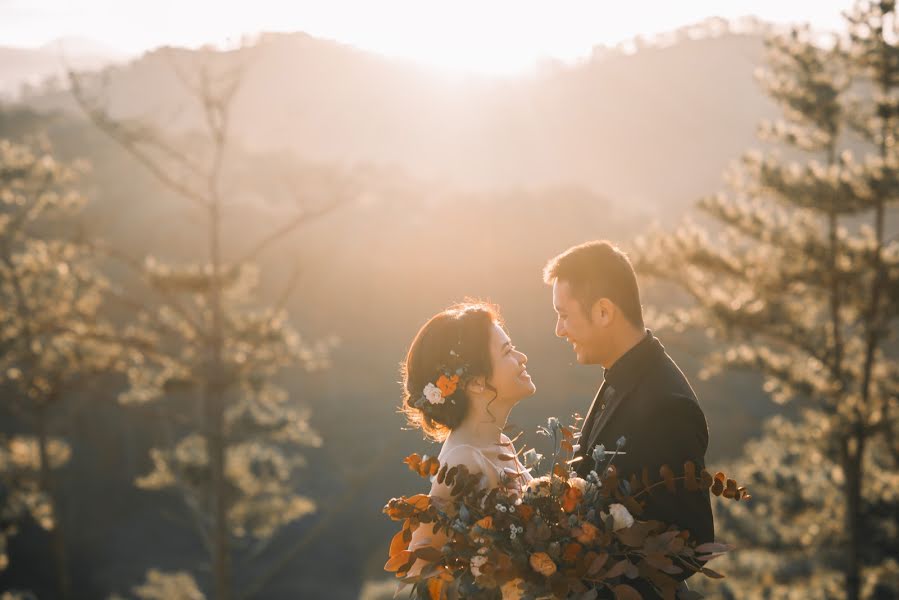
[585, 385, 627, 451]
[578, 381, 607, 453]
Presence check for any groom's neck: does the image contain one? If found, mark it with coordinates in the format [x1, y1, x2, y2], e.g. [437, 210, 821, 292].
[601, 326, 646, 370]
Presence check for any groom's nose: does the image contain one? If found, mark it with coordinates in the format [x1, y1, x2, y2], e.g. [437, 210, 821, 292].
[555, 317, 566, 338]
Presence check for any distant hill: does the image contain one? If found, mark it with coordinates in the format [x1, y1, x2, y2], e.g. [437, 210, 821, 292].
[16, 22, 782, 221]
[0, 36, 130, 99]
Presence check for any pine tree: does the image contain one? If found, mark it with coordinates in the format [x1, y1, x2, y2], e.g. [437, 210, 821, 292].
[0, 137, 133, 599]
[633, 9, 898, 599]
[69, 50, 342, 600]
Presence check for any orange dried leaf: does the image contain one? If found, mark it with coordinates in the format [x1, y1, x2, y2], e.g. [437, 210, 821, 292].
[389, 528, 407, 557]
[414, 546, 443, 563]
[622, 495, 644, 517]
[641, 467, 653, 491]
[711, 472, 726, 497]
[384, 550, 412, 572]
[695, 543, 732, 554]
[628, 474, 642, 494]
[587, 552, 609, 576]
[701, 567, 725, 579]
[445, 466, 458, 486]
[724, 478, 738, 499]
[407, 494, 431, 511]
[684, 461, 699, 492]
[604, 559, 630, 579]
[404, 454, 422, 472]
[561, 486, 583, 513]
[517, 504, 534, 522]
[660, 465, 676, 492]
[427, 576, 445, 600]
[562, 542, 583, 563]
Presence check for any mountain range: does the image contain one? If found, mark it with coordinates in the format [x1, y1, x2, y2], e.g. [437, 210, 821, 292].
[9, 21, 783, 220]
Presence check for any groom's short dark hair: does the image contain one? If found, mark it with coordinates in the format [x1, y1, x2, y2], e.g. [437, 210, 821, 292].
[543, 240, 644, 328]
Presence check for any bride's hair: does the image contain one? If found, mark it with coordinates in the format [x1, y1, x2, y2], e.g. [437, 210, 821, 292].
[401, 301, 502, 442]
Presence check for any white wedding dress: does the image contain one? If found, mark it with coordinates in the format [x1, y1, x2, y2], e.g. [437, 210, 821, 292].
[408, 434, 532, 556]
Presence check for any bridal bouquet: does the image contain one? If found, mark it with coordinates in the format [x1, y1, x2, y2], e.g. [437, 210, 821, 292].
[384, 418, 749, 599]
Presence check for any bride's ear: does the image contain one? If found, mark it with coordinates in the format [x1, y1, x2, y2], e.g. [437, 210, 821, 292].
[466, 376, 486, 394]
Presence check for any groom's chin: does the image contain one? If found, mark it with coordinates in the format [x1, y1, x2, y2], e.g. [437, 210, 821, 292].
[574, 353, 597, 366]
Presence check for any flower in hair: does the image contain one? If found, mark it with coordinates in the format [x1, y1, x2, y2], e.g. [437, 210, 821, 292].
[436, 374, 460, 397]
[423, 383, 445, 405]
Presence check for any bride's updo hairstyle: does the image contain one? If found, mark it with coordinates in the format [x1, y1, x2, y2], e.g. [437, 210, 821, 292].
[401, 302, 502, 442]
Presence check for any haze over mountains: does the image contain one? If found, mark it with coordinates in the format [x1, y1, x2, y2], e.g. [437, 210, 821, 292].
[0, 36, 131, 98]
[7, 20, 783, 220]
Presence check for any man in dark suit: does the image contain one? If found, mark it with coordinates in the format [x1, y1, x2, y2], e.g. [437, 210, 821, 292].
[543, 240, 714, 597]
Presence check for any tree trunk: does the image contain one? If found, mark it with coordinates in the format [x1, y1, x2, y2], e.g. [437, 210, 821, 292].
[207, 153, 230, 600]
[842, 434, 864, 600]
[37, 403, 71, 600]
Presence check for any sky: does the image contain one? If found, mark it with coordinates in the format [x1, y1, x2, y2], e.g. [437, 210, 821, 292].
[0, 0, 854, 75]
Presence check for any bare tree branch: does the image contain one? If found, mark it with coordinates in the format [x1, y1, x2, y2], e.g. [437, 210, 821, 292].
[235, 200, 344, 265]
[68, 71, 211, 209]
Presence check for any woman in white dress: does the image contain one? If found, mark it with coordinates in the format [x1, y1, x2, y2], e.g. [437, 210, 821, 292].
[399, 302, 536, 566]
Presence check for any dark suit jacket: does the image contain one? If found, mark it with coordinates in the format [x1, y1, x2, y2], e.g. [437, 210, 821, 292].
[573, 331, 714, 596]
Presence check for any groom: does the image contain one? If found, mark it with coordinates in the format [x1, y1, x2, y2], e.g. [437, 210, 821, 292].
[543, 240, 714, 594]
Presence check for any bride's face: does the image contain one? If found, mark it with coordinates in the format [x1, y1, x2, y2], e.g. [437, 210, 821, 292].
[485, 322, 536, 403]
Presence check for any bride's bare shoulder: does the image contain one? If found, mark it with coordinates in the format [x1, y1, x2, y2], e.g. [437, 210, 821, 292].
[430, 444, 497, 499]
[438, 443, 491, 470]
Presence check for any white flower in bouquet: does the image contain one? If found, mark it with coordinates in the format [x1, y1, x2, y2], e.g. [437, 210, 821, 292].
[608, 503, 635, 531]
[567, 476, 588, 494]
[470, 554, 488, 577]
[423, 383, 444, 404]
[526, 475, 551, 497]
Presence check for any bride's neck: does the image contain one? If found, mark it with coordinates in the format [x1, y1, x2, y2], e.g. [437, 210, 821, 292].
[450, 399, 512, 448]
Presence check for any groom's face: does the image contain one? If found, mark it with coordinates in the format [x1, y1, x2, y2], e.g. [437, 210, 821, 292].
[552, 279, 605, 365]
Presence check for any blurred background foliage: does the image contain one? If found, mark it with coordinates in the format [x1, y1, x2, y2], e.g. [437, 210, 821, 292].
[0, 5, 896, 599]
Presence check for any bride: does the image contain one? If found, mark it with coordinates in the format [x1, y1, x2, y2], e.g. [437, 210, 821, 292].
[399, 302, 536, 565]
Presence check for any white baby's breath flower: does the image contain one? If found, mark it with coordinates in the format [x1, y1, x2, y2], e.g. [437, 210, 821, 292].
[608, 503, 635, 531]
[423, 383, 444, 405]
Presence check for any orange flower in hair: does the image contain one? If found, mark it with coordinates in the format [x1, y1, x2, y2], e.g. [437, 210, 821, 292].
[436, 374, 460, 397]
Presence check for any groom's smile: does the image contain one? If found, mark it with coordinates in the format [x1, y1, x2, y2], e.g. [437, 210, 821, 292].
[551, 279, 601, 364]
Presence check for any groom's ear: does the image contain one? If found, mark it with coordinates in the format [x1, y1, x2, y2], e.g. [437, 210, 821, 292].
[591, 298, 614, 326]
